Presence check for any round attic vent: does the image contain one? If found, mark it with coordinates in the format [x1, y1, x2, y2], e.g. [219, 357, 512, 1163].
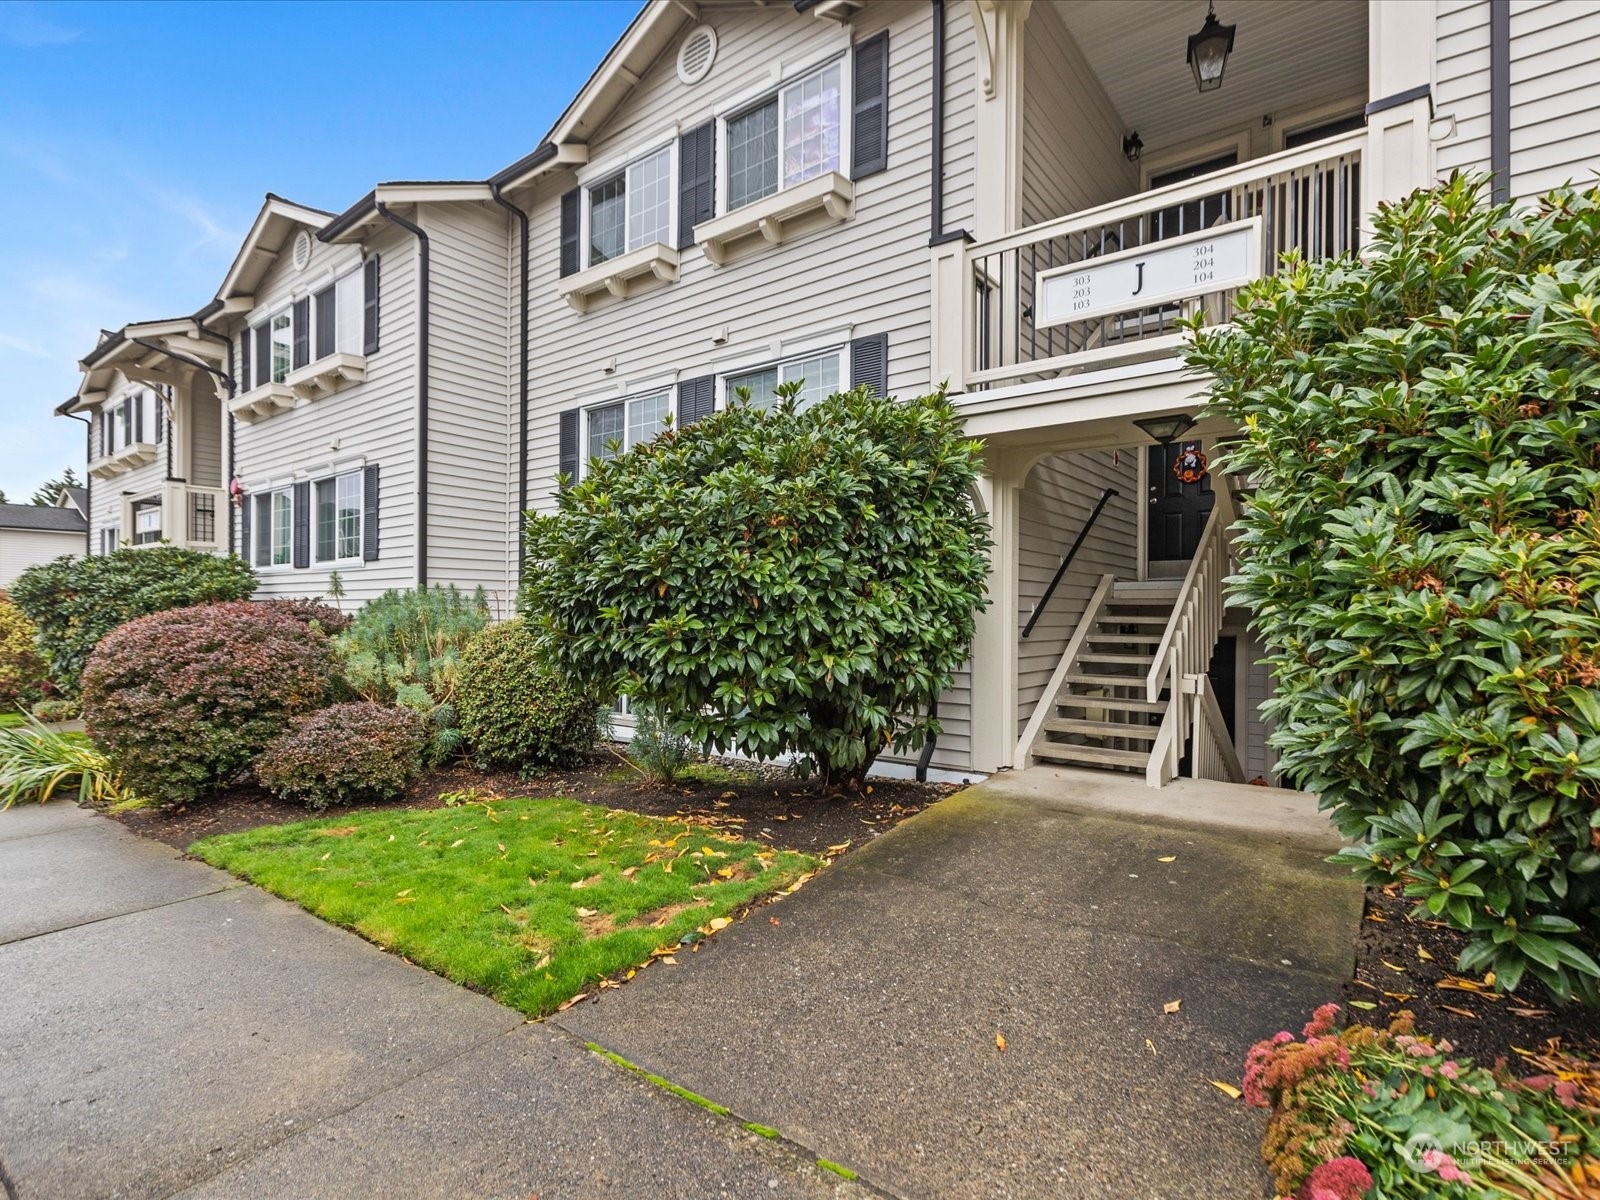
[676, 24, 718, 85]
[292, 230, 312, 271]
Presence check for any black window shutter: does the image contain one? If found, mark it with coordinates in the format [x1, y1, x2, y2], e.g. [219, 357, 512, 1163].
[559, 189, 581, 278]
[154, 395, 164, 442]
[292, 298, 310, 370]
[558, 409, 580, 488]
[254, 325, 271, 388]
[676, 376, 716, 426]
[240, 494, 251, 562]
[363, 256, 381, 355]
[850, 333, 889, 397]
[239, 328, 252, 390]
[851, 30, 890, 180]
[677, 121, 716, 249]
[135, 394, 145, 443]
[314, 285, 336, 359]
[362, 464, 380, 561]
[292, 481, 311, 568]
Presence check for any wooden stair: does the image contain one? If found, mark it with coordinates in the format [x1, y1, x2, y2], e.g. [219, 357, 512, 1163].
[1028, 580, 1179, 774]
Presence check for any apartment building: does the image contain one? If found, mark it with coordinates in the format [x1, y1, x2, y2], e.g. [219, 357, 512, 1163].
[58, 0, 1600, 786]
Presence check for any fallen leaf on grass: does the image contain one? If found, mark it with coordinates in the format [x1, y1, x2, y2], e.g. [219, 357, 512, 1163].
[320, 851, 332, 861]
[315, 826, 358, 838]
[396, 888, 413, 897]
[556, 993, 588, 1012]
[661, 955, 678, 965]
[450, 839, 465, 849]
[533, 954, 550, 970]
[620, 866, 639, 879]
[1210, 1081, 1243, 1100]
[1162, 999, 1182, 1014]
[995, 1033, 1007, 1052]
[708, 917, 731, 932]
[1157, 856, 1177, 863]
[575, 907, 598, 918]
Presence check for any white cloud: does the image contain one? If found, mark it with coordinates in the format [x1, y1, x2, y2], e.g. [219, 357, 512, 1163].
[0, 3, 80, 48]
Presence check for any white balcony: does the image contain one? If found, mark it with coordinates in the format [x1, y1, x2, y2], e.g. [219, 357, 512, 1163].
[933, 131, 1366, 396]
[122, 484, 228, 553]
[89, 441, 159, 480]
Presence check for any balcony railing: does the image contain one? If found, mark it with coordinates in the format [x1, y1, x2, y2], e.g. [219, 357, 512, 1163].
[936, 129, 1364, 393]
[150, 483, 227, 552]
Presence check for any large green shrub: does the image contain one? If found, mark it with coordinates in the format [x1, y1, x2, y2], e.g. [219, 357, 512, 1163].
[81, 602, 336, 804]
[1188, 175, 1600, 1001]
[255, 702, 424, 810]
[11, 548, 256, 695]
[335, 585, 488, 703]
[522, 385, 990, 788]
[0, 599, 46, 709]
[456, 620, 601, 771]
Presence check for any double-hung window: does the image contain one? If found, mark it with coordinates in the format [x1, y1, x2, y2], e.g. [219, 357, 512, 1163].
[252, 487, 293, 568]
[131, 499, 162, 545]
[725, 61, 843, 211]
[269, 312, 293, 383]
[726, 348, 844, 411]
[314, 471, 362, 563]
[586, 146, 673, 267]
[585, 391, 671, 469]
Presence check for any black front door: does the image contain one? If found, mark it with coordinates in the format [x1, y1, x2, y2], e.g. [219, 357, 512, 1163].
[1147, 440, 1214, 565]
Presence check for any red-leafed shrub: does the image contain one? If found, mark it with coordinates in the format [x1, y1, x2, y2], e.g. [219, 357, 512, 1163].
[81, 602, 337, 804]
[255, 702, 424, 810]
[256, 598, 354, 637]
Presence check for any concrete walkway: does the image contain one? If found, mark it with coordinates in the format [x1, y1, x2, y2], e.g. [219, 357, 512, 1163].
[0, 771, 1361, 1200]
[0, 803, 863, 1200]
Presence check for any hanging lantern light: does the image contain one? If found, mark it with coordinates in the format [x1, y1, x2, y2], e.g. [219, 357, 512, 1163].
[1186, 1, 1235, 93]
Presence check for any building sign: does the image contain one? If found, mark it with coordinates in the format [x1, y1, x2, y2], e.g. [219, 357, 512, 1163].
[1033, 217, 1262, 329]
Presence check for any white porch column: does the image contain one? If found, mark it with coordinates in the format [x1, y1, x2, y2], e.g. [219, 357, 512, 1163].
[970, 456, 1021, 774]
[968, 0, 1031, 239]
[1362, 0, 1436, 220]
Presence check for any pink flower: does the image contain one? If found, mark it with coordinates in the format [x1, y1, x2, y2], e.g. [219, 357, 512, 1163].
[1274, 1030, 1296, 1045]
[1303, 1003, 1341, 1037]
[1297, 1155, 1373, 1200]
[1421, 1149, 1470, 1183]
[1439, 1061, 1459, 1080]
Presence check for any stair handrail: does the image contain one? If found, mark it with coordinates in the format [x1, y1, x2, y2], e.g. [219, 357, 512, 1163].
[1016, 573, 1116, 765]
[1021, 487, 1118, 639]
[1144, 482, 1236, 703]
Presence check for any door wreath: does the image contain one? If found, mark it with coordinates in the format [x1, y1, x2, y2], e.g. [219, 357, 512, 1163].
[1172, 444, 1208, 485]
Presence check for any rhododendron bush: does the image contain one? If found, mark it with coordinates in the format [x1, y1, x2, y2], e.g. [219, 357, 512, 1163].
[1245, 1004, 1599, 1199]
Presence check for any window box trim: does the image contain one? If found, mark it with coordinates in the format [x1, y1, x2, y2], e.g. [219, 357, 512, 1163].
[558, 242, 681, 312]
[285, 351, 368, 401]
[88, 440, 159, 479]
[695, 171, 854, 266]
[228, 381, 297, 423]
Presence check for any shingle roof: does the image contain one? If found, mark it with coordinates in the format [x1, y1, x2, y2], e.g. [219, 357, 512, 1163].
[59, 487, 89, 516]
[0, 504, 88, 533]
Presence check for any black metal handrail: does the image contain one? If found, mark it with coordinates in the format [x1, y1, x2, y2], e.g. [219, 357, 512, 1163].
[1021, 487, 1118, 639]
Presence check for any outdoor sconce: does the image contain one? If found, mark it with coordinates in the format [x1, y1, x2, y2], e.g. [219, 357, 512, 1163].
[1187, 1, 1235, 93]
[1133, 414, 1198, 445]
[1122, 132, 1143, 162]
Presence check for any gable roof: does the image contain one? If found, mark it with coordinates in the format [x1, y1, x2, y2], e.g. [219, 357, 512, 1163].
[215, 193, 336, 303]
[0, 504, 87, 533]
[58, 487, 89, 518]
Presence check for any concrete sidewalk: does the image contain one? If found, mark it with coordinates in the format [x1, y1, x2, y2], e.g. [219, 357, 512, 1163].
[0, 803, 862, 1200]
[554, 768, 1363, 1200]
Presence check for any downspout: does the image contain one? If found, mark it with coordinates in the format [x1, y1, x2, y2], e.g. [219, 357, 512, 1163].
[1489, 0, 1510, 203]
[189, 313, 237, 555]
[930, 0, 945, 241]
[489, 183, 531, 591]
[63, 411, 92, 555]
[376, 202, 430, 589]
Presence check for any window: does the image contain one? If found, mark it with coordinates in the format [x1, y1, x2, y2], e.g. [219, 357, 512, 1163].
[585, 391, 671, 468]
[132, 500, 162, 546]
[100, 527, 120, 555]
[586, 145, 673, 267]
[253, 488, 293, 568]
[270, 312, 293, 383]
[314, 471, 362, 562]
[247, 271, 366, 390]
[726, 349, 844, 411]
[724, 62, 842, 212]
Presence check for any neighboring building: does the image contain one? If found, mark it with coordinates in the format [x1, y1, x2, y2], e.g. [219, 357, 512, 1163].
[55, 0, 1600, 787]
[0, 504, 86, 589]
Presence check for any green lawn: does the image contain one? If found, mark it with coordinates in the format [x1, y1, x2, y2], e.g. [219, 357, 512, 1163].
[192, 796, 819, 1016]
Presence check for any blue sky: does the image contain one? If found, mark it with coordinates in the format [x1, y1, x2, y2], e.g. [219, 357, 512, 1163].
[0, 0, 636, 501]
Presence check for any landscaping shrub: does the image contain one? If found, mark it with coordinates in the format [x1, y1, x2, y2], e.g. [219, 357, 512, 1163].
[456, 620, 601, 771]
[80, 601, 336, 804]
[255, 702, 424, 810]
[627, 701, 696, 785]
[29, 699, 78, 723]
[257, 597, 353, 636]
[11, 548, 256, 695]
[1245, 1003, 1600, 1198]
[1188, 175, 1600, 1002]
[394, 682, 464, 767]
[0, 717, 126, 809]
[0, 599, 46, 710]
[336, 585, 487, 703]
[523, 384, 990, 788]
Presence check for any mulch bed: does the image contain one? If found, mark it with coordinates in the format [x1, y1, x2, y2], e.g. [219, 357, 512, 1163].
[1341, 882, 1600, 1066]
[111, 748, 958, 857]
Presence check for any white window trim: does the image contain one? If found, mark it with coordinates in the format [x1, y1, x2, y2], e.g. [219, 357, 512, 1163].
[717, 345, 849, 412]
[713, 50, 852, 219]
[311, 469, 364, 565]
[577, 140, 679, 273]
[1140, 131, 1254, 192]
[1274, 95, 1366, 152]
[580, 388, 674, 478]
[252, 485, 296, 572]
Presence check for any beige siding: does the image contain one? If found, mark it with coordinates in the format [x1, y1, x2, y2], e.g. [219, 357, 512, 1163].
[1435, 0, 1494, 181]
[1239, 626, 1279, 785]
[1015, 449, 1138, 735]
[187, 379, 224, 488]
[1021, 4, 1137, 226]
[940, 2, 979, 235]
[228, 228, 419, 605]
[0, 530, 83, 588]
[421, 201, 517, 612]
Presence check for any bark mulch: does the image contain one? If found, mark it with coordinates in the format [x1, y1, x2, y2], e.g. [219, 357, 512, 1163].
[1342, 882, 1600, 1066]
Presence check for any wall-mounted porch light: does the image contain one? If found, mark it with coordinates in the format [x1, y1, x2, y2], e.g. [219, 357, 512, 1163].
[1122, 132, 1143, 163]
[1186, 2, 1235, 93]
[1133, 414, 1197, 445]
